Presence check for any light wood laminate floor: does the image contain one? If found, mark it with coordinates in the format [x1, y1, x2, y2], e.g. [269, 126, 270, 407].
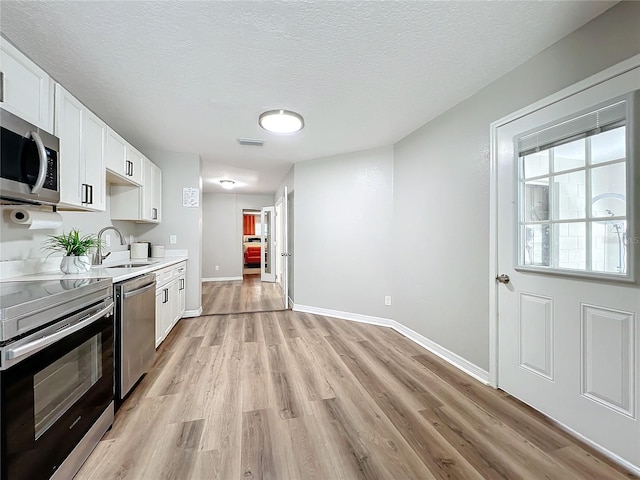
[76, 311, 637, 480]
[202, 275, 285, 315]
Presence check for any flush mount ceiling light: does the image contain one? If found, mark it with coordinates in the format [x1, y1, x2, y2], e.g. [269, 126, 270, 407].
[220, 180, 236, 190]
[258, 109, 304, 134]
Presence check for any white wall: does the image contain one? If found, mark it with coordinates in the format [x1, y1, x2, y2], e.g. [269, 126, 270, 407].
[138, 150, 202, 315]
[201, 192, 274, 279]
[0, 195, 135, 267]
[392, 1, 640, 371]
[294, 146, 394, 318]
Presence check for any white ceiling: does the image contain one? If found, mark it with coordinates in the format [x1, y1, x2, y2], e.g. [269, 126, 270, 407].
[0, 1, 615, 194]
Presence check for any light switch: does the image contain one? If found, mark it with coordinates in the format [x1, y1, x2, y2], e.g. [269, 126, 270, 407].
[170, 235, 177, 244]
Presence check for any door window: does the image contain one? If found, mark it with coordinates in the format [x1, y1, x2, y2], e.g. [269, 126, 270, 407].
[517, 100, 630, 277]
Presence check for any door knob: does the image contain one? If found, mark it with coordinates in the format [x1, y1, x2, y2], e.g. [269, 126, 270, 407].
[496, 274, 510, 284]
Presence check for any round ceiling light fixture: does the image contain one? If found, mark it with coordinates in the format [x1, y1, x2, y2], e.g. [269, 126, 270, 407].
[220, 179, 236, 190]
[258, 109, 304, 134]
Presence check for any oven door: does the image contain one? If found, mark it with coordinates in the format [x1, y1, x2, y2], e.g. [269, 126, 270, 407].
[0, 305, 114, 480]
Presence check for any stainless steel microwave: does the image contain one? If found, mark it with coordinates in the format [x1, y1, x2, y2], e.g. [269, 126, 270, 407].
[0, 108, 60, 206]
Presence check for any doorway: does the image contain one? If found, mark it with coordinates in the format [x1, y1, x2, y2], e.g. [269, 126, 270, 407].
[493, 65, 640, 469]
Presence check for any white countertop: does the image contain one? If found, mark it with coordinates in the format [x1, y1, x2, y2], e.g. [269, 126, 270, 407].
[3, 255, 189, 283]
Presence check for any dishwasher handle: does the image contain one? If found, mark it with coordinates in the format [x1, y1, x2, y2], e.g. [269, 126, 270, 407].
[6, 301, 114, 361]
[123, 282, 155, 299]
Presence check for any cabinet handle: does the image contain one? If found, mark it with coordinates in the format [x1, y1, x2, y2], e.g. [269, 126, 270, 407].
[180, 279, 185, 290]
[81, 184, 87, 203]
[163, 288, 169, 303]
[88, 184, 94, 205]
[130, 161, 134, 177]
[152, 207, 157, 220]
[0, 71, 4, 103]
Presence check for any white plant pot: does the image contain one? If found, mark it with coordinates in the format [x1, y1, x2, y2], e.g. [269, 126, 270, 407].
[60, 255, 91, 274]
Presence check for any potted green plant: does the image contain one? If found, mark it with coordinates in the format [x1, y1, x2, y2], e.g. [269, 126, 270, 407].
[44, 229, 102, 274]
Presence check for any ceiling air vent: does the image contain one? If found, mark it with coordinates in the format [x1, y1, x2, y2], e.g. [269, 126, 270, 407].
[237, 138, 264, 147]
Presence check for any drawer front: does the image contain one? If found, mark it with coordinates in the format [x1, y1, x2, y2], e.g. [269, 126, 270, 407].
[155, 266, 173, 287]
[172, 262, 187, 280]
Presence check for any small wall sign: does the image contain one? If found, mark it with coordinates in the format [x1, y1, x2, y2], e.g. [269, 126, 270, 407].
[182, 187, 199, 207]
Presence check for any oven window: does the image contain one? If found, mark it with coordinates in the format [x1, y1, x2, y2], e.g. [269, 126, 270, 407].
[33, 333, 103, 440]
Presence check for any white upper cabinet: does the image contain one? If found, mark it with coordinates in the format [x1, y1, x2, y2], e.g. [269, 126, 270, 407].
[110, 155, 162, 223]
[83, 110, 107, 211]
[0, 39, 54, 132]
[105, 128, 142, 186]
[141, 157, 162, 222]
[126, 146, 144, 186]
[54, 84, 106, 211]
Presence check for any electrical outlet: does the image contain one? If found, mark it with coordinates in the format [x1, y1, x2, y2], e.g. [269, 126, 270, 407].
[384, 296, 392, 306]
[104, 234, 111, 247]
[215, 265, 219, 271]
[170, 235, 177, 244]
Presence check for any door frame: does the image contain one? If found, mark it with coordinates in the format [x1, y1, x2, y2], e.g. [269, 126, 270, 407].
[488, 54, 640, 388]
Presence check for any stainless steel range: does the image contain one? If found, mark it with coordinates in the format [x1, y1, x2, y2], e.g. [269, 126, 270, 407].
[0, 277, 114, 480]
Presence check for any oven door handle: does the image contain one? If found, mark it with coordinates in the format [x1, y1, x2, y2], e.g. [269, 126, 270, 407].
[5, 301, 114, 362]
[27, 131, 48, 195]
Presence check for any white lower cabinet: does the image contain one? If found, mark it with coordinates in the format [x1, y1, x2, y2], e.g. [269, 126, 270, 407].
[155, 261, 187, 347]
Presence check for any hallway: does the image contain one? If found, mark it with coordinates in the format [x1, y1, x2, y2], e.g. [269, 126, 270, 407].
[201, 275, 285, 315]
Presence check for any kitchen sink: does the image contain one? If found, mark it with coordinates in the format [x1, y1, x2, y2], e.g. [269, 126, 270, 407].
[105, 261, 157, 269]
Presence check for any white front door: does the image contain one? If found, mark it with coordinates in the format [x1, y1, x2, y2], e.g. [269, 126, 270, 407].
[497, 70, 640, 467]
[260, 206, 276, 283]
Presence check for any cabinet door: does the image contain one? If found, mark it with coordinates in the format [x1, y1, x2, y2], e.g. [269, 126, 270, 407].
[54, 84, 84, 208]
[0, 39, 54, 132]
[153, 163, 162, 222]
[126, 147, 143, 185]
[155, 290, 164, 347]
[83, 111, 106, 211]
[178, 275, 186, 318]
[141, 159, 162, 222]
[105, 128, 128, 178]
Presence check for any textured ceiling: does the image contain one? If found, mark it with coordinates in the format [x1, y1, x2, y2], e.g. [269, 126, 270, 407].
[0, 1, 615, 194]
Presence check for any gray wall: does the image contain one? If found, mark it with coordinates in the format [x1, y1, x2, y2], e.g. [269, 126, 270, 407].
[201, 192, 274, 279]
[392, 1, 640, 370]
[294, 146, 394, 318]
[138, 150, 203, 314]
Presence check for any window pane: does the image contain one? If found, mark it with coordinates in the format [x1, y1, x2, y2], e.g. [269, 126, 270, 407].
[523, 224, 550, 266]
[591, 163, 626, 218]
[556, 222, 586, 270]
[554, 171, 585, 220]
[591, 127, 625, 165]
[553, 138, 585, 172]
[524, 180, 549, 221]
[592, 220, 627, 274]
[522, 151, 549, 179]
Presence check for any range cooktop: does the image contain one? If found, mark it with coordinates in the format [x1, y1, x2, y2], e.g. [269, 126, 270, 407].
[0, 277, 113, 343]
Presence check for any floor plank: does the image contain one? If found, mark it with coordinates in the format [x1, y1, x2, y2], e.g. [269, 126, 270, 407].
[76, 312, 638, 480]
[202, 275, 285, 315]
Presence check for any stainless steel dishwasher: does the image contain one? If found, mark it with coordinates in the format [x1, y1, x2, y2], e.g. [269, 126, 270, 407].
[114, 273, 156, 401]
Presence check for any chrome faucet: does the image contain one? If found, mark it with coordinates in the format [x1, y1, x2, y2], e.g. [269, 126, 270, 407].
[93, 226, 126, 265]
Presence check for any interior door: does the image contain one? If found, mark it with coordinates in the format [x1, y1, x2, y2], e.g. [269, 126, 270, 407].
[261, 206, 276, 282]
[282, 185, 289, 308]
[496, 70, 640, 467]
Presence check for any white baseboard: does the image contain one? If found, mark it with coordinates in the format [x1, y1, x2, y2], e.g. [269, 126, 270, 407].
[202, 276, 243, 282]
[183, 306, 203, 318]
[292, 303, 489, 385]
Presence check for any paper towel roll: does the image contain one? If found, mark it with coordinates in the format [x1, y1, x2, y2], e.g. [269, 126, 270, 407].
[10, 209, 63, 230]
